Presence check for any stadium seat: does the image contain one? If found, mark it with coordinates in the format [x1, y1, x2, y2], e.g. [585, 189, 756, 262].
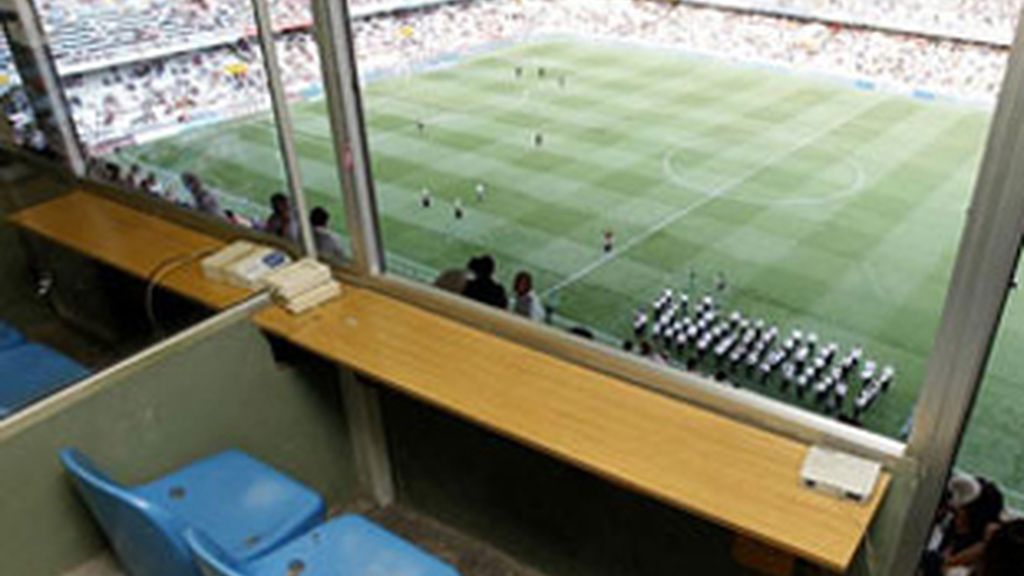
[0, 343, 88, 419]
[0, 321, 24, 350]
[187, 514, 461, 576]
[59, 448, 326, 576]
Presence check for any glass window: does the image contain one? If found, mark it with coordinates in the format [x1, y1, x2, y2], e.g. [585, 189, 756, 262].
[351, 0, 1010, 439]
[33, 0, 350, 254]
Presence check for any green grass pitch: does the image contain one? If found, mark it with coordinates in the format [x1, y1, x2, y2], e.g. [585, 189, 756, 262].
[121, 39, 1024, 502]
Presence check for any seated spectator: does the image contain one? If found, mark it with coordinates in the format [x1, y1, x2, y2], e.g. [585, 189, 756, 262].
[511, 270, 544, 321]
[310, 206, 346, 261]
[978, 519, 1024, 576]
[569, 326, 594, 339]
[923, 473, 1006, 576]
[263, 192, 298, 241]
[462, 254, 508, 309]
[434, 267, 469, 294]
[181, 172, 222, 218]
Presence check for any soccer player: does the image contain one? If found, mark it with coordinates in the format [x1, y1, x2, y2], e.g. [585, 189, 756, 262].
[416, 120, 425, 134]
[420, 187, 432, 208]
[603, 229, 615, 253]
[633, 309, 649, 338]
[714, 271, 727, 294]
[538, 66, 546, 78]
[454, 198, 464, 220]
[534, 132, 544, 147]
[475, 181, 486, 202]
[514, 66, 523, 78]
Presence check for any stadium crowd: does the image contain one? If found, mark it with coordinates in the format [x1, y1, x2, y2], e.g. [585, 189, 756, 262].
[692, 0, 1022, 45]
[48, 0, 1009, 149]
[63, 33, 322, 147]
[34, 0, 400, 71]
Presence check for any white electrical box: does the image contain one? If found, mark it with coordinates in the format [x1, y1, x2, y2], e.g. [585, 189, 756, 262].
[200, 241, 292, 290]
[222, 246, 291, 290]
[263, 258, 341, 314]
[800, 446, 881, 503]
[201, 240, 257, 283]
[283, 281, 342, 314]
[264, 258, 333, 301]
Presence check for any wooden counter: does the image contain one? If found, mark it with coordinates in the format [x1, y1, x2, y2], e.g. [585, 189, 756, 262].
[254, 288, 890, 572]
[9, 190, 890, 572]
[8, 190, 250, 310]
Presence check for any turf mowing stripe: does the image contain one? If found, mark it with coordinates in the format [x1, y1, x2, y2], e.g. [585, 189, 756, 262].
[543, 95, 885, 297]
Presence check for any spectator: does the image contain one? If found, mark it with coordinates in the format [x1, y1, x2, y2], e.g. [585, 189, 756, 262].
[310, 206, 346, 261]
[923, 473, 1006, 575]
[181, 172, 222, 217]
[264, 192, 297, 240]
[978, 519, 1024, 576]
[511, 270, 544, 321]
[462, 254, 508, 309]
[434, 267, 469, 294]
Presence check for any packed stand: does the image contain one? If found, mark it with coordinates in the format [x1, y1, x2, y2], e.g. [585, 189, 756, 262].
[31, 0, 409, 71]
[65, 32, 322, 148]
[352, 0, 1008, 101]
[684, 0, 1022, 46]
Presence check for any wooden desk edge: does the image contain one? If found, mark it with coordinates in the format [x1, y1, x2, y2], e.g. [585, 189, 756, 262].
[7, 190, 250, 310]
[252, 293, 891, 572]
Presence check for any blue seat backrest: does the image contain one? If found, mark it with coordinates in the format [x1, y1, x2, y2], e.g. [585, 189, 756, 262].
[59, 448, 201, 576]
[0, 344, 89, 417]
[186, 529, 245, 576]
[0, 322, 24, 350]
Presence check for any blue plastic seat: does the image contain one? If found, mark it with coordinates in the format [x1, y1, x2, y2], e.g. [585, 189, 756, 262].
[188, 514, 461, 576]
[60, 448, 326, 576]
[0, 343, 88, 419]
[0, 322, 24, 350]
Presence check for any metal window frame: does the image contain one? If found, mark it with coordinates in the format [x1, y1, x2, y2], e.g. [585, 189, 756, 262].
[249, 0, 318, 257]
[311, 0, 384, 275]
[7, 0, 87, 176]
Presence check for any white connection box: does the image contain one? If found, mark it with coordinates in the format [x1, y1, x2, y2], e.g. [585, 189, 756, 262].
[201, 240, 257, 283]
[283, 280, 341, 315]
[223, 246, 292, 290]
[264, 258, 333, 302]
[800, 446, 881, 503]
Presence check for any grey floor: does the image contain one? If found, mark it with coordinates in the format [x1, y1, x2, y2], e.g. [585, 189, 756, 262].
[63, 504, 546, 576]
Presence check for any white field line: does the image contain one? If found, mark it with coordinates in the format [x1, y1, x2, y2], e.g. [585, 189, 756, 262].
[542, 98, 881, 298]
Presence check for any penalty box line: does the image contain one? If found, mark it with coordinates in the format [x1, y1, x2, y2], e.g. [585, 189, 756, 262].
[541, 97, 881, 299]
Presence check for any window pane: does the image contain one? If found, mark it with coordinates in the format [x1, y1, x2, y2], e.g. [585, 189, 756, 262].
[355, 0, 1010, 439]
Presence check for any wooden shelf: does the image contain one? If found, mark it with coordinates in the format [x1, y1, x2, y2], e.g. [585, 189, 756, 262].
[254, 288, 890, 572]
[8, 190, 250, 310]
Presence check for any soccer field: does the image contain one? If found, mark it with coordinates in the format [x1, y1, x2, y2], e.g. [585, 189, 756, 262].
[122, 39, 1024, 499]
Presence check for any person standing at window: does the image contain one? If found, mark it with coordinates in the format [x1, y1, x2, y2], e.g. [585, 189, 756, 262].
[462, 255, 508, 309]
[512, 270, 544, 321]
[264, 192, 298, 241]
